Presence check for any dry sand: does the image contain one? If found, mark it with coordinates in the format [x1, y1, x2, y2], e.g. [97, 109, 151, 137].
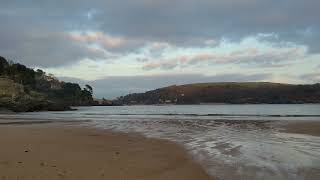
[0, 123, 213, 180]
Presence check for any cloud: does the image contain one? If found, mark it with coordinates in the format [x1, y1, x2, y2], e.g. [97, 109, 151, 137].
[300, 73, 320, 83]
[142, 35, 308, 70]
[68, 31, 143, 52]
[0, 28, 108, 67]
[1, 0, 319, 61]
[0, 0, 319, 87]
[41, 33, 315, 83]
[69, 31, 126, 48]
[143, 60, 178, 70]
[92, 0, 320, 51]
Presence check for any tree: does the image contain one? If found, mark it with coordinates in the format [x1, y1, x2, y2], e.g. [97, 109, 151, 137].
[85, 84, 93, 95]
[4, 63, 35, 86]
[0, 56, 9, 75]
[36, 69, 45, 76]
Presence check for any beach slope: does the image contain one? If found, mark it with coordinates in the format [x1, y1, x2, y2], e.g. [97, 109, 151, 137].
[0, 124, 212, 180]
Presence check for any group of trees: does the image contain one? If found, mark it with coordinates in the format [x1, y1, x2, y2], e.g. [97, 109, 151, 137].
[0, 56, 36, 88]
[51, 82, 94, 105]
[0, 56, 94, 106]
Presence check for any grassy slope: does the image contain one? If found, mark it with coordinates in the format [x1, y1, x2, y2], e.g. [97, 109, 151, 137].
[118, 82, 320, 104]
[0, 77, 24, 97]
[0, 77, 54, 112]
[180, 82, 287, 87]
[160, 82, 290, 96]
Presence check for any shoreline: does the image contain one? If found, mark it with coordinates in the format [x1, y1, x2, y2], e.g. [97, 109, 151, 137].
[0, 123, 213, 180]
[0, 118, 319, 180]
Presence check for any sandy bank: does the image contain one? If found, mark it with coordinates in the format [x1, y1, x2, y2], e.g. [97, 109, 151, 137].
[280, 120, 320, 136]
[0, 124, 213, 180]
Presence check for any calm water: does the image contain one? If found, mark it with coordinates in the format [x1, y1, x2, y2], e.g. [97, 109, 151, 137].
[1, 104, 320, 180]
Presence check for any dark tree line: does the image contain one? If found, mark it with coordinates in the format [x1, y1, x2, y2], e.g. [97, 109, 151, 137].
[0, 57, 36, 87]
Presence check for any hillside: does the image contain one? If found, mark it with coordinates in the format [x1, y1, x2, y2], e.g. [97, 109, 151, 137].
[116, 82, 320, 105]
[0, 56, 94, 112]
[0, 77, 24, 96]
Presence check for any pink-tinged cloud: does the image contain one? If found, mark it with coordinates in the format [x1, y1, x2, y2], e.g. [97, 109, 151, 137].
[149, 42, 171, 51]
[142, 46, 307, 70]
[142, 59, 178, 70]
[69, 31, 127, 49]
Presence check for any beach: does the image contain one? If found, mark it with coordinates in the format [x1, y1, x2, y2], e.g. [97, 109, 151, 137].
[0, 123, 212, 180]
[0, 104, 320, 180]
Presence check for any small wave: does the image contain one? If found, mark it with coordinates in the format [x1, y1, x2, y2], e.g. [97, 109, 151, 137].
[82, 113, 320, 117]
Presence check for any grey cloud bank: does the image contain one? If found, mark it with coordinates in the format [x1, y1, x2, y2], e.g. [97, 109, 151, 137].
[1, 0, 320, 67]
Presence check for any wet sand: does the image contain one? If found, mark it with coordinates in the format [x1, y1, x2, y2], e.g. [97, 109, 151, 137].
[0, 123, 213, 180]
[280, 121, 320, 136]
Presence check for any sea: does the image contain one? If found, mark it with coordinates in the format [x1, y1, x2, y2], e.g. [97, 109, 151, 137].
[1, 104, 320, 180]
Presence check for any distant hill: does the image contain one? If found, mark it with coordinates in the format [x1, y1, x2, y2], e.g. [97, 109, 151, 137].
[0, 56, 95, 112]
[115, 82, 320, 105]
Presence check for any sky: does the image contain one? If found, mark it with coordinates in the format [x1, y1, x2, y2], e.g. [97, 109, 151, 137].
[1, 0, 320, 98]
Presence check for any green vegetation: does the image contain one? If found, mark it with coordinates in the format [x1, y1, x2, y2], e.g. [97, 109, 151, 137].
[0, 78, 23, 96]
[116, 82, 320, 105]
[0, 56, 94, 112]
